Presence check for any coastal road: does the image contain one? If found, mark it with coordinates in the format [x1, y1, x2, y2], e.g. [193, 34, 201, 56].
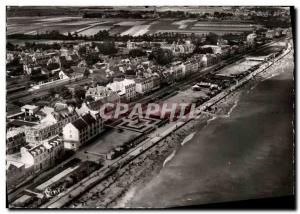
[39, 39, 292, 208]
[8, 37, 289, 206]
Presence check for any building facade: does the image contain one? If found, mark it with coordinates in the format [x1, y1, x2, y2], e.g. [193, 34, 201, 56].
[63, 113, 103, 150]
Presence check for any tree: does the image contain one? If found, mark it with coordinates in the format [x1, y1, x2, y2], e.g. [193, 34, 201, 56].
[129, 48, 146, 58]
[193, 47, 213, 54]
[47, 62, 60, 71]
[78, 46, 87, 56]
[86, 53, 101, 67]
[151, 48, 174, 66]
[6, 42, 15, 51]
[96, 42, 118, 55]
[74, 87, 86, 100]
[84, 69, 90, 77]
[205, 33, 219, 45]
[58, 86, 72, 99]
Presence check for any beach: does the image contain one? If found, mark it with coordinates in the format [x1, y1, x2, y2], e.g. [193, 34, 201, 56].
[119, 52, 294, 208]
[67, 49, 294, 208]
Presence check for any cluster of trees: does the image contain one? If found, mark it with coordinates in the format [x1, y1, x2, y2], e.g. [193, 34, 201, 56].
[95, 41, 118, 55]
[46, 62, 60, 71]
[24, 42, 61, 51]
[8, 29, 191, 44]
[83, 10, 146, 19]
[49, 86, 72, 99]
[149, 48, 173, 66]
[193, 47, 213, 54]
[6, 57, 23, 76]
[85, 52, 102, 66]
[213, 12, 234, 19]
[128, 48, 147, 58]
[48, 85, 87, 101]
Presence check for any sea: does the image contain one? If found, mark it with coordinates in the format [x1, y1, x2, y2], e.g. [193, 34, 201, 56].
[124, 60, 295, 208]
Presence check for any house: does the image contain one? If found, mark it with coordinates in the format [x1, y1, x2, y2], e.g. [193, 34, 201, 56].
[170, 61, 185, 80]
[247, 33, 257, 46]
[6, 128, 26, 154]
[202, 45, 222, 55]
[85, 85, 120, 103]
[107, 78, 137, 102]
[20, 136, 64, 174]
[25, 107, 78, 144]
[69, 66, 87, 80]
[21, 105, 39, 116]
[266, 30, 275, 39]
[63, 113, 103, 150]
[201, 54, 221, 67]
[134, 77, 154, 95]
[6, 161, 27, 190]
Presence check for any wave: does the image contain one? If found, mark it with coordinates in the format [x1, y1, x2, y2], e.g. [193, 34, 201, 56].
[222, 98, 239, 118]
[207, 116, 217, 124]
[181, 132, 196, 146]
[163, 150, 176, 168]
[115, 186, 137, 208]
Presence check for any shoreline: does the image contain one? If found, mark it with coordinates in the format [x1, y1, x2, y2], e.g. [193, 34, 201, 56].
[67, 49, 293, 208]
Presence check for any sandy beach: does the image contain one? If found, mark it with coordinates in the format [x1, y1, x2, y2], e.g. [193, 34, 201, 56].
[66, 49, 293, 208]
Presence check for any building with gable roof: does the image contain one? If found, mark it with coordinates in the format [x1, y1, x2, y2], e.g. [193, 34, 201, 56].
[85, 85, 120, 103]
[63, 113, 103, 150]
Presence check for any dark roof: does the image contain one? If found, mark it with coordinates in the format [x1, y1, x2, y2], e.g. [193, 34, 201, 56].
[87, 100, 104, 111]
[81, 114, 96, 125]
[70, 54, 79, 62]
[71, 66, 86, 74]
[72, 118, 87, 130]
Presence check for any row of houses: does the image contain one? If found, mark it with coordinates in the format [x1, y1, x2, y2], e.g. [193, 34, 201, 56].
[6, 136, 64, 189]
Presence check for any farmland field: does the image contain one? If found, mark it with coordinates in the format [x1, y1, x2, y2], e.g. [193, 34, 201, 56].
[7, 16, 260, 37]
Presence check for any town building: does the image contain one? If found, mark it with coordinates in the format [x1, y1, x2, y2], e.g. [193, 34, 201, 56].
[85, 85, 120, 103]
[63, 113, 103, 150]
[107, 78, 137, 102]
[21, 105, 39, 116]
[134, 77, 154, 95]
[266, 29, 275, 39]
[24, 107, 78, 144]
[247, 33, 257, 46]
[6, 129, 26, 154]
[20, 136, 64, 174]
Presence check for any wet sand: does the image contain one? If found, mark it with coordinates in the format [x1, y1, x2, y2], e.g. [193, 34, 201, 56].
[122, 56, 294, 208]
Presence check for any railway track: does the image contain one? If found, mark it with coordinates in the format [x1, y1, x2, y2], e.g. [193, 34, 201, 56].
[8, 37, 289, 208]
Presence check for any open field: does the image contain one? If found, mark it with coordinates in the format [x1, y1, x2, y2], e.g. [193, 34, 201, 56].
[120, 25, 151, 36]
[172, 19, 197, 29]
[7, 16, 260, 37]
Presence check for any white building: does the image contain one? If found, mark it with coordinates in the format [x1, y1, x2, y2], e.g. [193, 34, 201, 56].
[134, 77, 154, 95]
[6, 128, 26, 154]
[20, 136, 64, 174]
[202, 45, 222, 55]
[85, 85, 120, 103]
[21, 105, 39, 116]
[25, 107, 78, 144]
[63, 113, 103, 150]
[107, 78, 137, 102]
[247, 33, 257, 46]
